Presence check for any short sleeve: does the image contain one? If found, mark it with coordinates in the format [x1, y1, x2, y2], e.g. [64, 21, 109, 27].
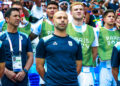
[76, 42, 82, 60]
[36, 39, 46, 58]
[111, 46, 120, 68]
[27, 37, 33, 52]
[0, 42, 5, 63]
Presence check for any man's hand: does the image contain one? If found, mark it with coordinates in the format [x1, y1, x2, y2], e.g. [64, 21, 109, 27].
[15, 71, 26, 82]
[5, 70, 16, 83]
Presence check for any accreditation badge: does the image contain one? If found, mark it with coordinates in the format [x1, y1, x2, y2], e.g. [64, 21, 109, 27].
[12, 55, 22, 72]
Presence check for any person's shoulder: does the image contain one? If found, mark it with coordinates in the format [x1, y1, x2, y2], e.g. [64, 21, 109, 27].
[69, 36, 80, 45]
[19, 31, 29, 39]
[86, 24, 94, 30]
[0, 31, 6, 37]
[0, 40, 3, 48]
[114, 42, 120, 51]
[0, 31, 6, 41]
[42, 34, 54, 42]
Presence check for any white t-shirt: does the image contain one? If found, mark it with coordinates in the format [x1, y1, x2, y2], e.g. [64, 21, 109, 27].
[30, 4, 43, 19]
[0, 11, 4, 21]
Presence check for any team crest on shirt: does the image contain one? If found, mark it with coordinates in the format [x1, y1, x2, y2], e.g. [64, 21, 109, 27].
[68, 41, 73, 46]
[53, 41, 57, 45]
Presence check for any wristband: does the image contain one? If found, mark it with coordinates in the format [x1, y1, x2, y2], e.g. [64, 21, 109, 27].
[23, 68, 28, 73]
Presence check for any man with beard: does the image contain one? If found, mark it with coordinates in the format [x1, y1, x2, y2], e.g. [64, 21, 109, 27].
[59, 1, 72, 22]
[36, 11, 82, 86]
[29, 1, 59, 85]
[0, 8, 33, 86]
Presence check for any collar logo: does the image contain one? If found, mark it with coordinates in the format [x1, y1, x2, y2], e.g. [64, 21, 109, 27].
[53, 41, 57, 45]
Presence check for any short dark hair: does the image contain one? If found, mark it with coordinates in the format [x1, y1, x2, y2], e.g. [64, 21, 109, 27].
[103, 9, 115, 18]
[12, 1, 22, 7]
[5, 8, 19, 18]
[47, 1, 58, 9]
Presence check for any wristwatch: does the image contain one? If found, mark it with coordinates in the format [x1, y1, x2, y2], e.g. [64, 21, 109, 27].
[23, 68, 28, 74]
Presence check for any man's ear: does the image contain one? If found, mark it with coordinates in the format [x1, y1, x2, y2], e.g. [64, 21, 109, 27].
[5, 17, 9, 23]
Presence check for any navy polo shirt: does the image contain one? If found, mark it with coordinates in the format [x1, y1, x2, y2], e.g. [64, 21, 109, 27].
[36, 34, 82, 86]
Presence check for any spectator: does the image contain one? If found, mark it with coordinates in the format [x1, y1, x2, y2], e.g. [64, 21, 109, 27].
[59, 1, 72, 22]
[0, 1, 32, 36]
[88, 0, 103, 28]
[2, 3, 9, 17]
[104, 0, 120, 11]
[50, 0, 59, 3]
[24, 1, 33, 10]
[30, 0, 43, 22]
[98, 0, 106, 14]
[115, 13, 120, 30]
[41, 1, 47, 18]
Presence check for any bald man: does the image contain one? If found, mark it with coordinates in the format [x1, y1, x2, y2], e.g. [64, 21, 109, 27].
[36, 11, 82, 86]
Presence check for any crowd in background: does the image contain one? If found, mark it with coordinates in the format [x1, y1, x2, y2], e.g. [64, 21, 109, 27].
[0, 0, 120, 28]
[0, 0, 120, 86]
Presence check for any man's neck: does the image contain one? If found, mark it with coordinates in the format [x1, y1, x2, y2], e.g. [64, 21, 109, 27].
[73, 19, 84, 26]
[54, 28, 67, 37]
[104, 24, 114, 29]
[7, 24, 18, 33]
[48, 17, 53, 23]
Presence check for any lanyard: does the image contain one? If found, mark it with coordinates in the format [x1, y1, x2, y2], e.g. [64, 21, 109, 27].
[6, 31, 22, 55]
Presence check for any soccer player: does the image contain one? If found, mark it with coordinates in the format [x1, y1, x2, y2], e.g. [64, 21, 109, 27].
[36, 11, 82, 86]
[67, 2, 98, 86]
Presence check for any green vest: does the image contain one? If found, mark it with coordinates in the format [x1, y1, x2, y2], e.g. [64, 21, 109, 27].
[67, 23, 95, 66]
[2, 22, 31, 35]
[98, 27, 120, 61]
[39, 19, 54, 38]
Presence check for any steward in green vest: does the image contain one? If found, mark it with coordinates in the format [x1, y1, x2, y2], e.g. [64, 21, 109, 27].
[98, 27, 120, 61]
[98, 9, 119, 86]
[67, 23, 97, 66]
[69, 2, 98, 86]
[39, 18, 54, 39]
[29, 1, 59, 41]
